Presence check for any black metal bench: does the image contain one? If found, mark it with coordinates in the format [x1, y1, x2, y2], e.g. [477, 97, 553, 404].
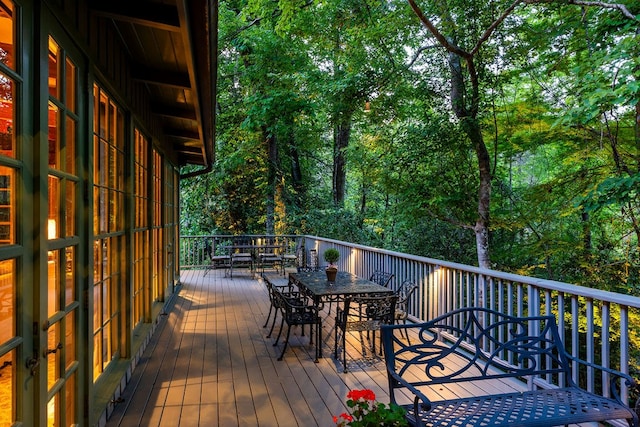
[381, 307, 639, 427]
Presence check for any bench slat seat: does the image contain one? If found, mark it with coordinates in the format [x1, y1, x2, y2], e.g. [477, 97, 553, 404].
[407, 387, 635, 427]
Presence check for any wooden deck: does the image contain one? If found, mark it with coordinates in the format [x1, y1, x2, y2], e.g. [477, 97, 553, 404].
[104, 267, 591, 427]
[105, 267, 400, 427]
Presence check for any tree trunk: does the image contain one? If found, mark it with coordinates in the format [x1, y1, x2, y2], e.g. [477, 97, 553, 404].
[449, 52, 492, 269]
[467, 118, 492, 270]
[264, 127, 278, 235]
[333, 113, 352, 206]
[289, 141, 305, 205]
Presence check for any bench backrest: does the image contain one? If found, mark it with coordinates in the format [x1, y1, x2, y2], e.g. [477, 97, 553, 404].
[381, 307, 575, 390]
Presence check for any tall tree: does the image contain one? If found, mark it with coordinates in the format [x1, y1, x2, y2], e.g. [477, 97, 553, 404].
[406, 0, 637, 268]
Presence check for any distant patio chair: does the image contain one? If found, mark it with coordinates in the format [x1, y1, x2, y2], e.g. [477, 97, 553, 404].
[297, 248, 321, 272]
[258, 251, 283, 275]
[282, 238, 301, 273]
[226, 252, 253, 277]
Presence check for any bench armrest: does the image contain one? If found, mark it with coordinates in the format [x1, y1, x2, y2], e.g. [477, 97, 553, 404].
[386, 368, 433, 427]
[564, 352, 638, 403]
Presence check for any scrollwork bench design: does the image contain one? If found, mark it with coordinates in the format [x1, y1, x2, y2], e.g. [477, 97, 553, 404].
[381, 307, 639, 427]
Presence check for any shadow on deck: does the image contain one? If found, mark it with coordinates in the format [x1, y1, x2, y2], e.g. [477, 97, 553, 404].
[104, 268, 395, 427]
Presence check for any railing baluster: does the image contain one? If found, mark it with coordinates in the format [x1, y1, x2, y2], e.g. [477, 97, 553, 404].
[586, 299, 595, 393]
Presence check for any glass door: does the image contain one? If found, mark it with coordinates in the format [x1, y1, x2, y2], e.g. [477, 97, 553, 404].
[0, 1, 21, 425]
[43, 33, 81, 427]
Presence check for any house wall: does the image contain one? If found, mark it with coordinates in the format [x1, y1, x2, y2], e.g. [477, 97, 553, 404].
[0, 1, 183, 425]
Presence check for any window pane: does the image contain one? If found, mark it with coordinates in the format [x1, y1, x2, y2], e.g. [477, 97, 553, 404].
[0, 167, 13, 244]
[65, 246, 74, 306]
[0, 74, 15, 158]
[48, 37, 59, 99]
[64, 180, 74, 237]
[46, 323, 60, 390]
[64, 372, 76, 425]
[65, 57, 76, 113]
[65, 116, 75, 174]
[47, 175, 59, 239]
[47, 391, 58, 427]
[0, 350, 15, 425]
[0, 1, 15, 70]
[48, 102, 59, 169]
[65, 310, 76, 369]
[47, 250, 60, 316]
[0, 259, 14, 342]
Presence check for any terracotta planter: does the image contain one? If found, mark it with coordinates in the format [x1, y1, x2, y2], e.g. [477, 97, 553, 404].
[326, 267, 338, 282]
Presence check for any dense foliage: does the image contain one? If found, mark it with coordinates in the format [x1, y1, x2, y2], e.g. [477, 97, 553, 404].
[181, 0, 639, 291]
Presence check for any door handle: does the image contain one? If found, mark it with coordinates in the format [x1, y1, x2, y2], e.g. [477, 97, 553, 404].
[44, 342, 62, 357]
[26, 355, 39, 376]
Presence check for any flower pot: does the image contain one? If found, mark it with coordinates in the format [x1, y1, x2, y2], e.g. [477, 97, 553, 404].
[326, 267, 338, 282]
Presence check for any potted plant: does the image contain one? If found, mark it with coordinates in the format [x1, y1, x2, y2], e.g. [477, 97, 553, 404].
[333, 389, 407, 426]
[324, 248, 340, 282]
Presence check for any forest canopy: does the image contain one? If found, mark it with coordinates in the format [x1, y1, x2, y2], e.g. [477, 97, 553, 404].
[180, 0, 639, 292]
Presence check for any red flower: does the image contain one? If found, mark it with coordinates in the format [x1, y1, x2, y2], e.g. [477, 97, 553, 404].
[334, 413, 353, 423]
[347, 389, 376, 402]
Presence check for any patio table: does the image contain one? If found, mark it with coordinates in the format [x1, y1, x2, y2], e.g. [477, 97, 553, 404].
[288, 270, 393, 358]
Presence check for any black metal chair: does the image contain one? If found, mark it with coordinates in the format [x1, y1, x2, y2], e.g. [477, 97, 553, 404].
[258, 251, 283, 275]
[394, 279, 419, 341]
[369, 270, 394, 288]
[296, 248, 322, 272]
[226, 251, 253, 277]
[281, 238, 301, 273]
[262, 274, 299, 338]
[334, 294, 398, 372]
[205, 251, 229, 276]
[272, 287, 322, 362]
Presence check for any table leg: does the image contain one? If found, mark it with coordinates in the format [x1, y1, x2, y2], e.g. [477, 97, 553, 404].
[315, 321, 320, 363]
[316, 296, 323, 359]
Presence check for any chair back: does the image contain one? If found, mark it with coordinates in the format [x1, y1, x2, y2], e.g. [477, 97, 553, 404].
[369, 270, 394, 288]
[395, 279, 418, 320]
[308, 249, 319, 269]
[339, 294, 398, 332]
[297, 248, 321, 271]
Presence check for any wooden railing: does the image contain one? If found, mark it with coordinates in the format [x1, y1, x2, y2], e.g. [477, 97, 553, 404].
[180, 234, 640, 409]
[180, 234, 301, 268]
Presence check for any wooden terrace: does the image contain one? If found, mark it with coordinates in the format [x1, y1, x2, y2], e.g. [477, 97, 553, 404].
[103, 266, 594, 427]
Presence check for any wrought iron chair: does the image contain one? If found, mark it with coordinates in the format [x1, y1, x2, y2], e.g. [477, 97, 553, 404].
[369, 270, 394, 288]
[296, 248, 321, 272]
[258, 251, 283, 275]
[226, 252, 253, 278]
[272, 287, 322, 362]
[205, 249, 229, 276]
[334, 294, 398, 372]
[394, 279, 419, 341]
[262, 274, 299, 338]
[281, 237, 301, 273]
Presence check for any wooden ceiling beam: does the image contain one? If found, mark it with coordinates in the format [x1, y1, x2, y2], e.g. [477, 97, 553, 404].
[90, 1, 180, 32]
[175, 145, 203, 154]
[152, 105, 198, 121]
[131, 66, 191, 89]
[167, 129, 201, 141]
